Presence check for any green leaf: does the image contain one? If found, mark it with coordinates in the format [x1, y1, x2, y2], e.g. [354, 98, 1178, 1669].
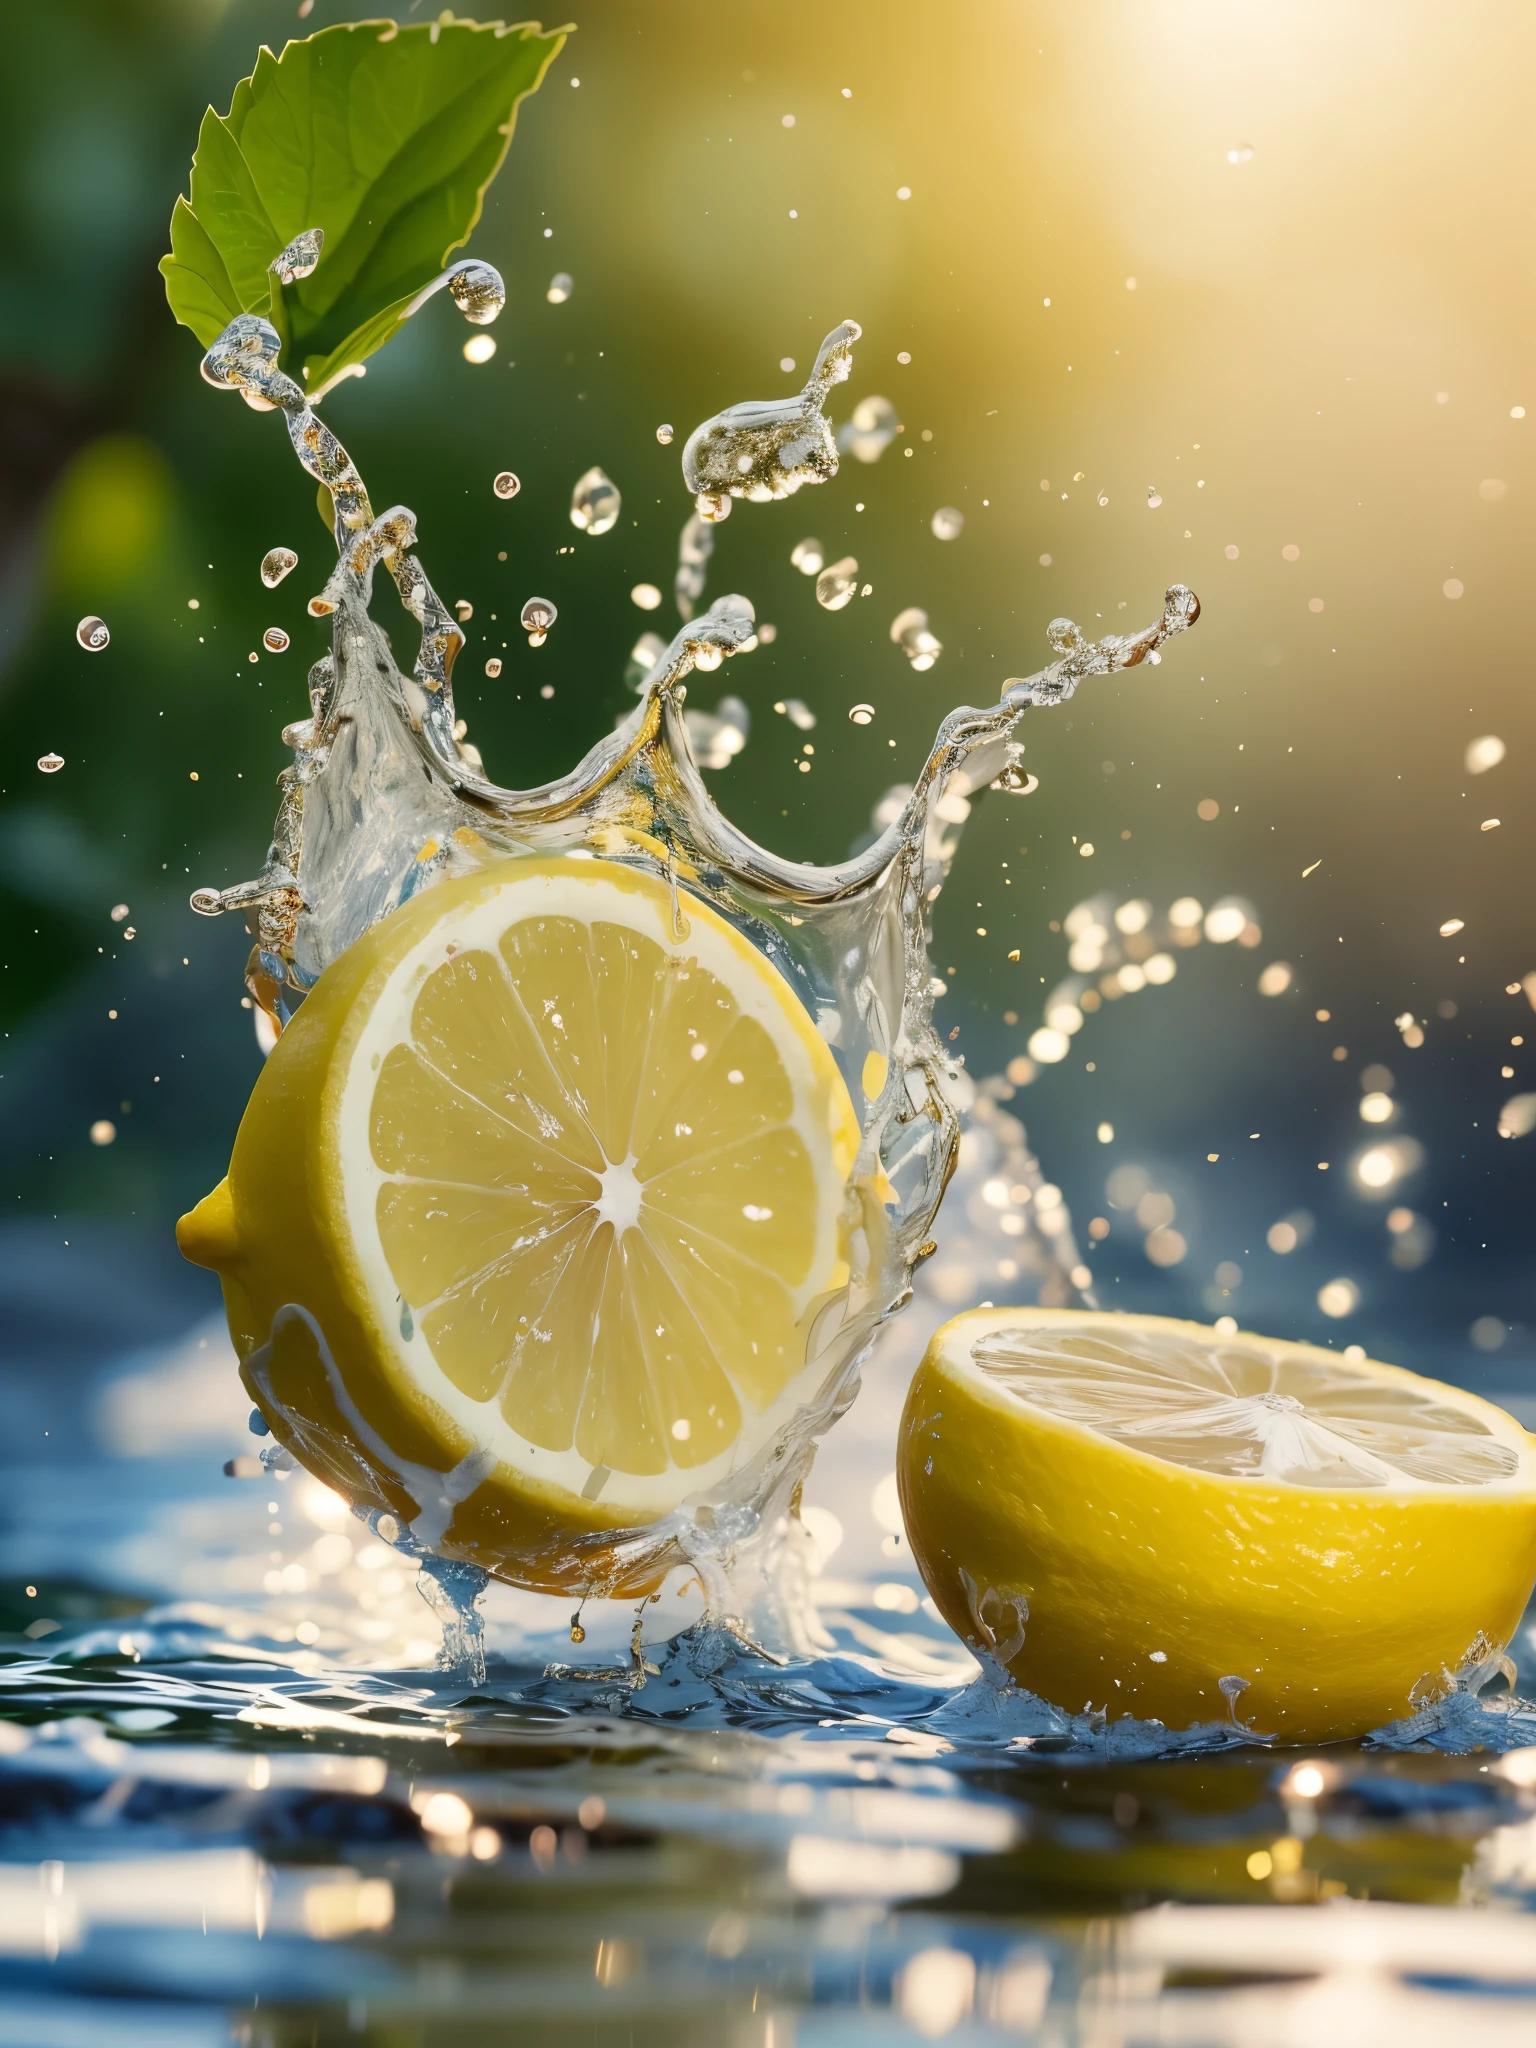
[160, 14, 567, 390]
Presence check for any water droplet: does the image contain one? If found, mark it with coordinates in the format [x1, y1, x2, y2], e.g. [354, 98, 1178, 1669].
[1466, 734, 1505, 774]
[189, 888, 222, 917]
[655, 423, 674, 445]
[890, 605, 942, 670]
[492, 471, 521, 500]
[462, 335, 496, 366]
[1226, 143, 1254, 164]
[1146, 486, 1163, 508]
[90, 1119, 116, 1147]
[790, 537, 825, 576]
[630, 583, 662, 610]
[837, 393, 898, 464]
[454, 599, 473, 623]
[76, 615, 110, 652]
[848, 702, 876, 725]
[694, 491, 733, 524]
[683, 319, 860, 507]
[781, 698, 816, 731]
[570, 1620, 586, 1644]
[37, 752, 64, 774]
[570, 466, 621, 536]
[546, 272, 574, 304]
[990, 764, 1038, 796]
[271, 228, 323, 288]
[261, 547, 298, 588]
[522, 596, 558, 646]
[262, 627, 290, 653]
[484, 657, 503, 679]
[450, 262, 506, 325]
[815, 557, 859, 610]
[930, 506, 964, 540]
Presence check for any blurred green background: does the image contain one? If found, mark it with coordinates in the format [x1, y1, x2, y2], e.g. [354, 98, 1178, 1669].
[1, 0, 1531, 1384]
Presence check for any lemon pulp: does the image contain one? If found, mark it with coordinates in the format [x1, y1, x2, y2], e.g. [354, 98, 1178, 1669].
[898, 1308, 1536, 1742]
[180, 857, 860, 1585]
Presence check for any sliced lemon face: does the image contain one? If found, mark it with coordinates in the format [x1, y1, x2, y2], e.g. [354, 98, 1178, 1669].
[179, 857, 860, 1585]
[899, 1308, 1536, 1742]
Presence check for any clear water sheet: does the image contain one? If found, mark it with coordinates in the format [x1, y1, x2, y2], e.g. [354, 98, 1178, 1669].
[188, 301, 1201, 1619]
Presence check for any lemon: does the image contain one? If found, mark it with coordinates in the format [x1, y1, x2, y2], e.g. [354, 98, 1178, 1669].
[899, 1307, 1536, 1742]
[179, 856, 860, 1592]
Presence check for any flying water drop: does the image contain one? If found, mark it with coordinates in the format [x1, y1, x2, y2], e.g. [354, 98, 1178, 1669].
[570, 466, 621, 536]
[782, 698, 817, 731]
[484, 657, 503, 678]
[682, 319, 860, 508]
[449, 263, 506, 325]
[990, 763, 1039, 796]
[1147, 487, 1163, 509]
[75, 615, 110, 652]
[815, 557, 859, 610]
[462, 335, 496, 365]
[260, 547, 298, 587]
[848, 702, 876, 725]
[837, 393, 899, 463]
[492, 471, 521, 500]
[930, 506, 965, 540]
[263, 627, 291, 653]
[1227, 144, 1255, 165]
[655, 423, 674, 445]
[454, 599, 473, 622]
[790, 537, 825, 576]
[546, 272, 574, 304]
[890, 605, 942, 670]
[400, 259, 506, 345]
[521, 596, 557, 646]
[269, 227, 324, 285]
[37, 752, 64, 774]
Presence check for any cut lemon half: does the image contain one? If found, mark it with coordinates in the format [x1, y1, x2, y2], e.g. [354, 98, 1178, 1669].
[179, 857, 860, 1590]
[899, 1307, 1536, 1741]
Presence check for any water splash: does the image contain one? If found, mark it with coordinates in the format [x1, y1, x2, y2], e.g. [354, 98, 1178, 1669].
[260, 547, 298, 587]
[186, 300, 1198, 1628]
[682, 319, 860, 514]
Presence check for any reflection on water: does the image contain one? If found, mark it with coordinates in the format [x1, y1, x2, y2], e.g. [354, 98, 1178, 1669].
[4, 1214, 1536, 2042]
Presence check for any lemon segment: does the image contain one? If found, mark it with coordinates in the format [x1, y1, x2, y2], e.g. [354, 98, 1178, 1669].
[898, 1307, 1536, 1742]
[179, 857, 860, 1589]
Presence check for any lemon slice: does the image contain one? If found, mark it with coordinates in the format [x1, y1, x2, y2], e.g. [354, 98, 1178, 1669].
[179, 857, 860, 1588]
[899, 1308, 1536, 1741]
